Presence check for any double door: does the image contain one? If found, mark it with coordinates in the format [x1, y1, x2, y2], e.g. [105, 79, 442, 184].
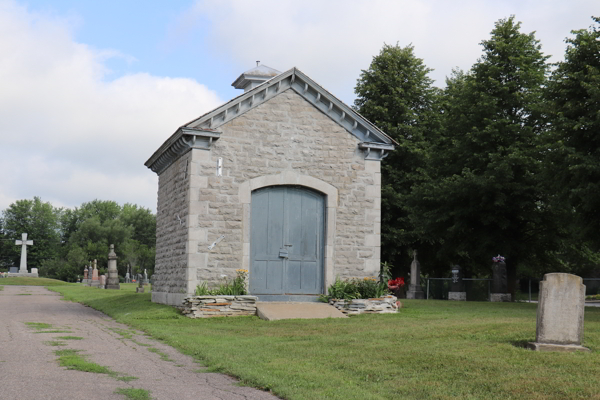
[250, 186, 324, 295]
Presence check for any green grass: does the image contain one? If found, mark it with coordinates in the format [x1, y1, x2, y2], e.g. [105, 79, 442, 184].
[56, 336, 83, 340]
[0, 285, 4, 291]
[44, 340, 66, 346]
[0, 277, 72, 286]
[25, 322, 53, 330]
[114, 388, 152, 400]
[147, 347, 174, 362]
[54, 349, 137, 381]
[49, 285, 600, 400]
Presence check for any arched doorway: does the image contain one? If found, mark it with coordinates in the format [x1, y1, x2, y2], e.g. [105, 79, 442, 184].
[249, 186, 325, 296]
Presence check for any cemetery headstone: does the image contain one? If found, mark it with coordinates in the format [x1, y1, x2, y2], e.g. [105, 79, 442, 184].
[30, 268, 38, 277]
[136, 274, 145, 293]
[406, 250, 425, 299]
[448, 264, 466, 301]
[125, 272, 130, 283]
[527, 273, 590, 352]
[490, 255, 511, 302]
[105, 244, 120, 290]
[83, 267, 89, 281]
[15, 233, 33, 274]
[9, 266, 18, 274]
[143, 269, 149, 285]
[90, 259, 100, 287]
[87, 264, 93, 286]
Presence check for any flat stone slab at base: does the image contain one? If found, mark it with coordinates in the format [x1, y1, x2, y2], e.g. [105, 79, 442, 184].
[406, 290, 425, 299]
[490, 293, 512, 302]
[7, 272, 39, 278]
[448, 292, 466, 301]
[257, 302, 347, 321]
[136, 287, 145, 293]
[527, 342, 590, 353]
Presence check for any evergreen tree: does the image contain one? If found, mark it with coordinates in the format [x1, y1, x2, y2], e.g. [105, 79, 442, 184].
[354, 43, 440, 275]
[409, 17, 554, 285]
[547, 17, 600, 247]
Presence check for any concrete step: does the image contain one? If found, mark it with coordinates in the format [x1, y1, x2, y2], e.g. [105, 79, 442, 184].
[256, 302, 348, 321]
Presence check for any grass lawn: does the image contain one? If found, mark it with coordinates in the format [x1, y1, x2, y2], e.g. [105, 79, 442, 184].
[0, 277, 72, 286]
[45, 283, 600, 400]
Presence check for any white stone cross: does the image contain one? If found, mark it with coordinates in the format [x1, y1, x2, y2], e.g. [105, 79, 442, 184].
[15, 233, 33, 274]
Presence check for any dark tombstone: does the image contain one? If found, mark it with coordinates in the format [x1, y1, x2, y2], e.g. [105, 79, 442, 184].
[9, 266, 18, 274]
[448, 264, 466, 301]
[491, 256, 511, 302]
[406, 250, 425, 299]
[136, 274, 145, 293]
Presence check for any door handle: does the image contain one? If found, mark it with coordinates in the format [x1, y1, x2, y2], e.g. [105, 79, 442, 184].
[279, 249, 289, 258]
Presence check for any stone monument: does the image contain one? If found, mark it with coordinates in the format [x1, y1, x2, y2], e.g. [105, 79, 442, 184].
[125, 272, 130, 283]
[448, 264, 466, 301]
[90, 259, 100, 287]
[406, 250, 425, 299]
[105, 244, 120, 290]
[99, 275, 106, 288]
[490, 256, 511, 302]
[136, 274, 145, 293]
[528, 273, 590, 352]
[143, 269, 149, 285]
[83, 266, 89, 284]
[15, 233, 33, 274]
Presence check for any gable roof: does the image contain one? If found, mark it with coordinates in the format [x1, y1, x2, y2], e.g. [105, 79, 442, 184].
[146, 67, 395, 174]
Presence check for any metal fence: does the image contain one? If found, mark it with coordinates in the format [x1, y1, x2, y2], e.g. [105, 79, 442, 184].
[426, 277, 600, 302]
[426, 278, 492, 301]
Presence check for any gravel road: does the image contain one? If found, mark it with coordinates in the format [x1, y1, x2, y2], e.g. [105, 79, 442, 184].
[0, 285, 279, 400]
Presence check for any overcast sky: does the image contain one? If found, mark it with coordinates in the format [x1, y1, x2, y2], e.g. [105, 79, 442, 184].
[0, 0, 597, 213]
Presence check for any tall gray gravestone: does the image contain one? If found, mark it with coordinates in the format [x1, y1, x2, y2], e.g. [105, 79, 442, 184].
[490, 258, 511, 302]
[406, 250, 424, 299]
[528, 273, 589, 352]
[448, 265, 466, 301]
[105, 244, 120, 290]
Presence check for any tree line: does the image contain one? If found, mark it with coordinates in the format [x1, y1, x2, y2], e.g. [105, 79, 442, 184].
[354, 16, 600, 291]
[0, 198, 155, 281]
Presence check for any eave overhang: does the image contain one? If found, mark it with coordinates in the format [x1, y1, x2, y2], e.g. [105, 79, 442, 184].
[146, 67, 397, 175]
[145, 127, 221, 175]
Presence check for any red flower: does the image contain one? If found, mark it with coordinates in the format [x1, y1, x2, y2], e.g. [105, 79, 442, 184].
[387, 277, 405, 290]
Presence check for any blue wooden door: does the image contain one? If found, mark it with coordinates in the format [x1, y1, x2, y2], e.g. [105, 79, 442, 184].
[250, 186, 324, 295]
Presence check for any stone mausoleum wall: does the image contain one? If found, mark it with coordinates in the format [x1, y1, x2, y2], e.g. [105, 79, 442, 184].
[152, 152, 193, 305]
[152, 89, 382, 305]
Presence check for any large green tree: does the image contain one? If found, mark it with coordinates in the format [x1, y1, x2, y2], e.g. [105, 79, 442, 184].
[354, 43, 440, 275]
[546, 17, 600, 250]
[0, 197, 61, 270]
[409, 17, 555, 285]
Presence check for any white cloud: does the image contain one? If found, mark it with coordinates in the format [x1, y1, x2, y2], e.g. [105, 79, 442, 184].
[180, 0, 598, 101]
[0, 0, 222, 212]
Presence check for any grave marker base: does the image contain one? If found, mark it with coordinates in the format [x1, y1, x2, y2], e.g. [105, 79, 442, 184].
[448, 292, 466, 301]
[527, 342, 590, 353]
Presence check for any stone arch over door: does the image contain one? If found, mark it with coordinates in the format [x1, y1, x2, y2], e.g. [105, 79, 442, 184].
[239, 172, 338, 296]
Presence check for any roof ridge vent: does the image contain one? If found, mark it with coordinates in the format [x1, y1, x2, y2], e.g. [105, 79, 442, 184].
[232, 64, 281, 92]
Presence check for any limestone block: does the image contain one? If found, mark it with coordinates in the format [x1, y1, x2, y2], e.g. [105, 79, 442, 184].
[448, 292, 466, 301]
[530, 273, 588, 351]
[490, 293, 511, 302]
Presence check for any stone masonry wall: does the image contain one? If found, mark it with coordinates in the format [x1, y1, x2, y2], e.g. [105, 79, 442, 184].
[153, 152, 192, 301]
[188, 89, 381, 291]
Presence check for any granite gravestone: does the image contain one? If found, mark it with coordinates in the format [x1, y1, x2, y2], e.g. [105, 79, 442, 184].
[406, 250, 425, 299]
[143, 269, 149, 285]
[528, 273, 589, 352]
[83, 266, 89, 283]
[90, 259, 100, 287]
[105, 244, 120, 290]
[448, 265, 466, 301]
[136, 274, 145, 293]
[490, 257, 511, 302]
[15, 233, 33, 274]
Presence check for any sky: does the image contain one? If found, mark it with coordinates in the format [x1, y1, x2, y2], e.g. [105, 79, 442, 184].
[0, 0, 597, 213]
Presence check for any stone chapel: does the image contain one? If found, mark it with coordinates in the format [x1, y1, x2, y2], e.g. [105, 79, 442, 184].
[145, 65, 395, 305]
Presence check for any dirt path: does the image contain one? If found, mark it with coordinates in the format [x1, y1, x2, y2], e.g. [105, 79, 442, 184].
[0, 285, 279, 400]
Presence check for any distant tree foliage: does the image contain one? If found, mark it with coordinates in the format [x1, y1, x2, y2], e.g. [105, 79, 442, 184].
[0, 198, 155, 281]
